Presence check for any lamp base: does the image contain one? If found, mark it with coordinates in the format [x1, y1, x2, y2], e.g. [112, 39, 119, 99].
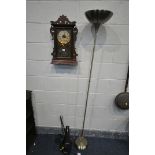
[75, 136, 88, 150]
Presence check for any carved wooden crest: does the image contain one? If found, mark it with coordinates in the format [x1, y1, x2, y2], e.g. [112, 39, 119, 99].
[51, 15, 76, 25]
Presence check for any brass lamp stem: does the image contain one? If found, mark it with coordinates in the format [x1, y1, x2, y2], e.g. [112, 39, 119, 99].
[81, 25, 99, 136]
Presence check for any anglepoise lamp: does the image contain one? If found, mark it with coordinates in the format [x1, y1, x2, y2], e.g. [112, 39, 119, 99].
[75, 10, 113, 150]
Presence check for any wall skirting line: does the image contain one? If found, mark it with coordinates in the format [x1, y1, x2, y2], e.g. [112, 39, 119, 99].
[36, 126, 129, 140]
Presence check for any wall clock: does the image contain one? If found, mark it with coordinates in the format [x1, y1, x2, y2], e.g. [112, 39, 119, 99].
[50, 15, 78, 65]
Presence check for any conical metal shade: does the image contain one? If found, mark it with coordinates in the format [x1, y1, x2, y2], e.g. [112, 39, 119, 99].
[85, 9, 113, 25]
[85, 10, 113, 25]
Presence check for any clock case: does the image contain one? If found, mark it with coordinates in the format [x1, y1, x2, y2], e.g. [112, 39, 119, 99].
[50, 15, 78, 65]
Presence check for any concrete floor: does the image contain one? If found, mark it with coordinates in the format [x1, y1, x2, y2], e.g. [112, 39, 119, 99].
[27, 134, 129, 155]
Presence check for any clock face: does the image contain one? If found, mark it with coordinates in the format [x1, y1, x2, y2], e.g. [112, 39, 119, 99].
[57, 30, 71, 45]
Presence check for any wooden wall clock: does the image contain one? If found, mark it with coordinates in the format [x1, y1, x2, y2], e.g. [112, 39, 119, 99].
[50, 15, 78, 65]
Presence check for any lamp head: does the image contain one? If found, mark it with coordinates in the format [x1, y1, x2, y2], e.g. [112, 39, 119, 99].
[85, 9, 113, 26]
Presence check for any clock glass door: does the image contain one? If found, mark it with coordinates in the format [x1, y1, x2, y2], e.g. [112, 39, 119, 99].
[56, 28, 73, 59]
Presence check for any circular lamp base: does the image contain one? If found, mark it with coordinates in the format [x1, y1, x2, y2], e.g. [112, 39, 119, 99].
[75, 136, 88, 150]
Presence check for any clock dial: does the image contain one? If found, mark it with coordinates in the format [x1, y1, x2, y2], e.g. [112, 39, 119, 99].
[57, 30, 71, 45]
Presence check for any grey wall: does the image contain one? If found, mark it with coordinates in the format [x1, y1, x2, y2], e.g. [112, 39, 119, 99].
[26, 0, 129, 132]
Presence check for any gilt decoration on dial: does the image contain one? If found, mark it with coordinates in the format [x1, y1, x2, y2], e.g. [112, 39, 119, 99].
[57, 30, 71, 45]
